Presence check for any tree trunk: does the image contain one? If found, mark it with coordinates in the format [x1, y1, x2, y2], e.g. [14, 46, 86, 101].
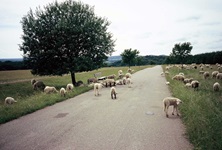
[71, 71, 77, 87]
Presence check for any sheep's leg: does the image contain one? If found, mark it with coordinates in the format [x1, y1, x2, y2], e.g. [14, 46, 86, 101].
[176, 107, 180, 116]
[111, 94, 113, 99]
[114, 93, 116, 99]
[165, 105, 169, 118]
[172, 106, 175, 115]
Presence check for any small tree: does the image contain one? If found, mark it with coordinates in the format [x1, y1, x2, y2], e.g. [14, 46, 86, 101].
[121, 48, 139, 68]
[170, 42, 193, 67]
[19, 0, 115, 86]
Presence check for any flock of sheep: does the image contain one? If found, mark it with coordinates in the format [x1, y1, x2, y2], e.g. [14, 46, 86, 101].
[4, 68, 134, 105]
[162, 63, 222, 118]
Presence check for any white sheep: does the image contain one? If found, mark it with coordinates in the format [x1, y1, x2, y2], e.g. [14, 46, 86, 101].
[110, 87, 117, 99]
[126, 78, 132, 88]
[185, 83, 192, 88]
[94, 83, 103, 96]
[103, 79, 116, 87]
[125, 73, 132, 79]
[212, 71, 219, 79]
[122, 77, 127, 85]
[107, 74, 116, 79]
[60, 87, 66, 97]
[116, 79, 123, 85]
[172, 74, 184, 81]
[163, 97, 182, 118]
[216, 73, 222, 80]
[203, 71, 210, 79]
[118, 70, 124, 79]
[44, 86, 58, 94]
[66, 83, 74, 92]
[213, 82, 220, 91]
[5, 97, 17, 105]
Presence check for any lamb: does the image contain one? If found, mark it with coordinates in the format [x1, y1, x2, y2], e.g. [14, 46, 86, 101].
[118, 70, 124, 79]
[191, 80, 200, 90]
[122, 77, 127, 85]
[66, 83, 74, 92]
[216, 73, 222, 80]
[33, 81, 45, 91]
[60, 87, 66, 97]
[126, 78, 132, 88]
[5, 97, 17, 105]
[213, 82, 220, 91]
[163, 97, 182, 118]
[44, 86, 58, 94]
[94, 83, 103, 96]
[203, 71, 210, 79]
[110, 87, 117, 99]
[212, 71, 219, 79]
[125, 73, 132, 79]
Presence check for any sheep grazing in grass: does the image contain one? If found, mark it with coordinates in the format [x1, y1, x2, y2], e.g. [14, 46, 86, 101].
[203, 71, 210, 79]
[60, 87, 66, 97]
[185, 83, 192, 88]
[66, 83, 74, 92]
[213, 82, 220, 92]
[94, 83, 103, 96]
[191, 80, 200, 90]
[216, 73, 222, 80]
[183, 78, 193, 84]
[31, 79, 36, 85]
[163, 97, 182, 118]
[33, 81, 45, 91]
[87, 78, 98, 84]
[44, 86, 58, 94]
[110, 87, 117, 99]
[212, 71, 219, 79]
[5, 97, 17, 105]
[172, 74, 184, 81]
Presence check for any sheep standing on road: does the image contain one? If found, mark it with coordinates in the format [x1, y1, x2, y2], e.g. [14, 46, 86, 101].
[5, 97, 17, 105]
[110, 87, 117, 99]
[44, 86, 58, 94]
[94, 83, 103, 96]
[163, 97, 182, 118]
[213, 82, 220, 91]
[126, 78, 132, 88]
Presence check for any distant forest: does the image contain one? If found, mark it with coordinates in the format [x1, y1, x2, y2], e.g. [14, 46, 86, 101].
[0, 50, 221, 70]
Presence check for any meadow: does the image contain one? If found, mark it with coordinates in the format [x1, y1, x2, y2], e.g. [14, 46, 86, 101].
[0, 66, 149, 124]
[163, 64, 222, 150]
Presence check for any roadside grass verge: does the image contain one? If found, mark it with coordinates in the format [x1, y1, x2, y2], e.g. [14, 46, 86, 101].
[163, 65, 222, 150]
[0, 66, 151, 124]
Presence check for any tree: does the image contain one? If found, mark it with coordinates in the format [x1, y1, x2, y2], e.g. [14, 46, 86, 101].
[19, 0, 115, 86]
[120, 48, 139, 67]
[169, 42, 193, 67]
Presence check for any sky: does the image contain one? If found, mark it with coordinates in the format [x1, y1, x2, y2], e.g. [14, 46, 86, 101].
[0, 0, 222, 58]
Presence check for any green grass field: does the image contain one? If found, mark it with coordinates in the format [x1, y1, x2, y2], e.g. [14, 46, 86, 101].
[0, 66, 150, 124]
[163, 64, 222, 150]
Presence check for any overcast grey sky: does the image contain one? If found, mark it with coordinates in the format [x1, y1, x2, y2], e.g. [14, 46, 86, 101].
[0, 0, 222, 58]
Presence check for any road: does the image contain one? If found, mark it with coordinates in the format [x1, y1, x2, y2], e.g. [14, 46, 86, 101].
[0, 65, 193, 150]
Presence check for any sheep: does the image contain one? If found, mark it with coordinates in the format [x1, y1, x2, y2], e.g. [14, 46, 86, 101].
[216, 73, 222, 80]
[122, 77, 127, 85]
[87, 78, 98, 84]
[127, 68, 134, 74]
[33, 81, 45, 91]
[116, 79, 123, 85]
[172, 74, 184, 81]
[66, 83, 74, 92]
[212, 71, 219, 79]
[118, 70, 124, 79]
[126, 78, 132, 88]
[31, 79, 36, 85]
[183, 78, 193, 84]
[213, 82, 220, 91]
[60, 87, 66, 97]
[110, 87, 117, 99]
[199, 71, 204, 74]
[5, 97, 17, 105]
[163, 97, 182, 118]
[191, 80, 200, 90]
[103, 79, 116, 87]
[94, 83, 103, 96]
[203, 71, 210, 79]
[185, 83, 192, 88]
[76, 80, 84, 87]
[125, 73, 132, 79]
[107, 74, 116, 79]
[44, 86, 58, 94]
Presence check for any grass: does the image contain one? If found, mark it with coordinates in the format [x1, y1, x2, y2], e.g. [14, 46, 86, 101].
[163, 65, 222, 150]
[0, 66, 151, 124]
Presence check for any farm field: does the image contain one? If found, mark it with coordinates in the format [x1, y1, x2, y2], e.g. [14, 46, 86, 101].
[163, 64, 222, 150]
[0, 66, 150, 124]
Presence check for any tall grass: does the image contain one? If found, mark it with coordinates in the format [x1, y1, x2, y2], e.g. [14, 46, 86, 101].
[163, 65, 222, 150]
[0, 66, 150, 124]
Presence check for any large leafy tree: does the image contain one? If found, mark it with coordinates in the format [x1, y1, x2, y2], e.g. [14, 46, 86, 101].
[169, 42, 193, 66]
[121, 48, 140, 67]
[19, 0, 115, 86]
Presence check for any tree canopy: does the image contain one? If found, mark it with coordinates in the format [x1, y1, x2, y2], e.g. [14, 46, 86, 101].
[19, 0, 115, 85]
[120, 48, 140, 67]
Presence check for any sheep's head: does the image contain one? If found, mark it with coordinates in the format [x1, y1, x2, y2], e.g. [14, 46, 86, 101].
[176, 99, 182, 105]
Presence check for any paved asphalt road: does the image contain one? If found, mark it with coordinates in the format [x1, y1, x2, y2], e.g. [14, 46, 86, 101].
[0, 65, 193, 150]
